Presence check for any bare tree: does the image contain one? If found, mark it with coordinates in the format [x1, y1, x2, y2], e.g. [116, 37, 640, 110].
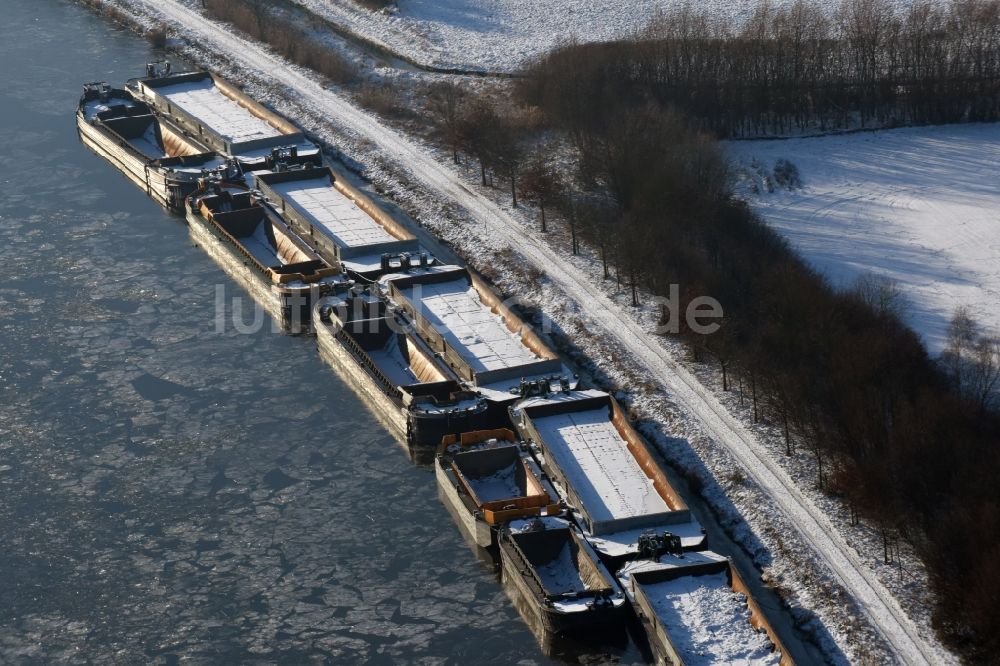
[942, 306, 980, 396]
[520, 152, 560, 231]
[424, 81, 466, 163]
[491, 113, 527, 207]
[457, 98, 501, 186]
[970, 336, 1000, 412]
[854, 273, 909, 320]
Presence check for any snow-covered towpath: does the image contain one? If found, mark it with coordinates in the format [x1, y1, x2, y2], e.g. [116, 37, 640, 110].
[133, 1, 945, 662]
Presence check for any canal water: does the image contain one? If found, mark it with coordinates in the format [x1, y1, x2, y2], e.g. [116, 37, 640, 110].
[0, 1, 582, 663]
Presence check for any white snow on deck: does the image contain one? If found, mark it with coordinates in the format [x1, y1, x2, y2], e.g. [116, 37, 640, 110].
[534, 408, 668, 524]
[270, 177, 396, 249]
[126, 123, 166, 159]
[157, 78, 281, 144]
[467, 462, 520, 502]
[366, 337, 419, 387]
[535, 543, 586, 594]
[642, 572, 779, 666]
[398, 278, 539, 373]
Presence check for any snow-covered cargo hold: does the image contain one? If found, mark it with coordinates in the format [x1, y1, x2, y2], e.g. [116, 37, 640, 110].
[498, 518, 626, 635]
[128, 70, 319, 163]
[436, 429, 561, 547]
[383, 267, 571, 400]
[618, 553, 791, 666]
[186, 186, 347, 332]
[314, 290, 490, 457]
[513, 390, 705, 562]
[254, 167, 425, 277]
[77, 82, 230, 211]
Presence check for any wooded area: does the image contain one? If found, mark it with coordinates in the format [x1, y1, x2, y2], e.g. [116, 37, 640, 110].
[524, 0, 1000, 137]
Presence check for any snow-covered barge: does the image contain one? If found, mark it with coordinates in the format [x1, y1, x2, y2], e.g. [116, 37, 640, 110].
[513, 390, 706, 565]
[435, 429, 561, 548]
[77, 82, 228, 211]
[186, 185, 348, 331]
[619, 552, 791, 665]
[255, 167, 428, 279]
[127, 69, 319, 165]
[383, 267, 576, 423]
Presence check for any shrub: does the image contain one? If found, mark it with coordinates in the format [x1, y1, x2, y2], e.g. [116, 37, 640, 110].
[357, 83, 408, 119]
[773, 159, 801, 189]
[147, 26, 168, 49]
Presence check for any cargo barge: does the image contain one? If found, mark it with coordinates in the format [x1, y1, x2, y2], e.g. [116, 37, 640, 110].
[435, 429, 561, 548]
[619, 552, 791, 665]
[498, 517, 626, 635]
[127, 70, 320, 165]
[77, 81, 231, 211]
[186, 185, 348, 332]
[314, 290, 490, 456]
[255, 167, 430, 280]
[383, 266, 577, 424]
[513, 390, 706, 567]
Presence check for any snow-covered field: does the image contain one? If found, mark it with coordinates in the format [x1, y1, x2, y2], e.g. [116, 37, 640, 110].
[728, 125, 1000, 353]
[291, 0, 798, 72]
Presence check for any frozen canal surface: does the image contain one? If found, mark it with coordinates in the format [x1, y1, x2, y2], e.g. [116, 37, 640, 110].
[0, 2, 601, 663]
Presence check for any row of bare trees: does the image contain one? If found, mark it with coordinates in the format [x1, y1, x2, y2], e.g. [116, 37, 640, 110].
[204, 0, 356, 84]
[523, 0, 1000, 136]
[424, 83, 562, 218]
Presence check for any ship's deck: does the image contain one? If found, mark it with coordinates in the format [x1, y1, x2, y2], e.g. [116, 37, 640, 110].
[157, 78, 281, 144]
[268, 176, 397, 249]
[532, 408, 669, 525]
[396, 277, 540, 374]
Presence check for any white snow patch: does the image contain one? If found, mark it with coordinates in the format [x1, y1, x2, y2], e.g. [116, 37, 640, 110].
[291, 0, 910, 73]
[728, 124, 1000, 353]
[468, 462, 520, 502]
[534, 543, 587, 594]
